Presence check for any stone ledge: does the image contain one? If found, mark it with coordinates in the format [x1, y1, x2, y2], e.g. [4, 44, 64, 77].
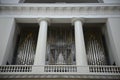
[0, 74, 120, 79]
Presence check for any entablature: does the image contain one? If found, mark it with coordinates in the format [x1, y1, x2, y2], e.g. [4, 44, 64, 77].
[0, 3, 120, 17]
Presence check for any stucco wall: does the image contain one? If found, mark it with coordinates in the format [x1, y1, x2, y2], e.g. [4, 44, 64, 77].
[106, 18, 120, 66]
[0, 17, 15, 65]
[0, 0, 20, 4]
[103, 0, 120, 3]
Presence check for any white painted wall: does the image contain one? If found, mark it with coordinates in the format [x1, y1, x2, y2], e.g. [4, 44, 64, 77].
[106, 18, 120, 66]
[0, 17, 15, 65]
[0, 0, 20, 4]
[7, 24, 19, 65]
[102, 25, 115, 65]
[103, 0, 120, 3]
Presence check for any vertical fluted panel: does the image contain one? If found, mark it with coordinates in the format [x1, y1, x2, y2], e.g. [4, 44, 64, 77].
[85, 31, 107, 65]
[46, 26, 75, 65]
[15, 32, 37, 65]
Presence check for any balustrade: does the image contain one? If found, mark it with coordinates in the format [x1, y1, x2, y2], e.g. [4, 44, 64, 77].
[0, 65, 120, 74]
[89, 66, 120, 73]
[44, 65, 77, 72]
[0, 65, 32, 72]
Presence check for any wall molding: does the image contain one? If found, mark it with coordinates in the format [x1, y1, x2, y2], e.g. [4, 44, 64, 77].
[0, 74, 120, 79]
[0, 3, 120, 17]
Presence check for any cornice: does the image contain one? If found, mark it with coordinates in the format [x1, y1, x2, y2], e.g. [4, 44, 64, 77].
[0, 3, 120, 7]
[0, 3, 120, 17]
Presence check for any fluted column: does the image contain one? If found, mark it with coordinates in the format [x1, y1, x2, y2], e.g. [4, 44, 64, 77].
[34, 18, 49, 65]
[73, 18, 87, 66]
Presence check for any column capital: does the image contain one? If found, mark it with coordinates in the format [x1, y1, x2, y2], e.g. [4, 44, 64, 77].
[72, 17, 85, 25]
[37, 18, 50, 25]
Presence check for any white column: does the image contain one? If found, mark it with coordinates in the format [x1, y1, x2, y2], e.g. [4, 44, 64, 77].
[34, 18, 49, 65]
[73, 18, 87, 66]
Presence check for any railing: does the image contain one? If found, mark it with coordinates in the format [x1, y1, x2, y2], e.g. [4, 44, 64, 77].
[44, 65, 77, 72]
[0, 65, 120, 79]
[89, 66, 120, 73]
[0, 65, 120, 74]
[0, 65, 32, 72]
